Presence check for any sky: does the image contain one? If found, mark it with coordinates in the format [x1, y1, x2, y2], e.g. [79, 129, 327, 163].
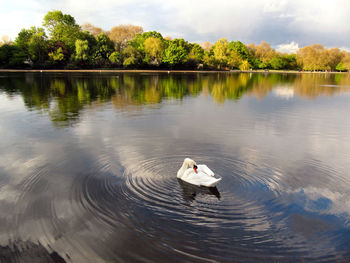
[0, 0, 349, 52]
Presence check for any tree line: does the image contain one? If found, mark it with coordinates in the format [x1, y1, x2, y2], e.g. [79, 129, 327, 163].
[0, 10, 349, 71]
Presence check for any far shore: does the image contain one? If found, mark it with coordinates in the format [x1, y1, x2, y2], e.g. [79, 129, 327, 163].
[0, 69, 348, 74]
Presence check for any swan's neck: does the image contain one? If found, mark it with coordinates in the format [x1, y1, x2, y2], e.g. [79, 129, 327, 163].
[177, 161, 189, 178]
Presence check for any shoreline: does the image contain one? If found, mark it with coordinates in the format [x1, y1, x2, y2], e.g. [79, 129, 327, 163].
[0, 69, 348, 74]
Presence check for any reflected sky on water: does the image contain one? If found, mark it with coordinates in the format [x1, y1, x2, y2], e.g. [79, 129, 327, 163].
[1, 72, 350, 262]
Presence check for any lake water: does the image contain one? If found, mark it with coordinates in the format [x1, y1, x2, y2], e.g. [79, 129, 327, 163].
[1, 72, 350, 262]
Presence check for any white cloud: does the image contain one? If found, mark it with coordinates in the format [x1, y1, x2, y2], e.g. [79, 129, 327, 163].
[263, 0, 288, 13]
[273, 86, 295, 99]
[277, 41, 299, 53]
[0, 11, 43, 40]
[340, 46, 350, 52]
[0, 0, 350, 47]
[287, 186, 350, 222]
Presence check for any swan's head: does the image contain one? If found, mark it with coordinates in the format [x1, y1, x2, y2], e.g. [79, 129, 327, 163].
[184, 158, 197, 170]
[178, 158, 198, 178]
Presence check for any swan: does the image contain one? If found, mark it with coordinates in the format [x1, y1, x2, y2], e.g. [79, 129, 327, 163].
[177, 158, 222, 187]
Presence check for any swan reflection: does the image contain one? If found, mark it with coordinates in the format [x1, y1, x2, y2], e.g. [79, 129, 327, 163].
[178, 179, 221, 202]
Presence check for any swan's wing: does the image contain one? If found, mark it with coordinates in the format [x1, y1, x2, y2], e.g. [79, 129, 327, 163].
[181, 170, 221, 187]
[198, 164, 215, 176]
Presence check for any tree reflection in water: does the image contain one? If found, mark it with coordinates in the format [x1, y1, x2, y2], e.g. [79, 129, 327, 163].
[0, 72, 349, 127]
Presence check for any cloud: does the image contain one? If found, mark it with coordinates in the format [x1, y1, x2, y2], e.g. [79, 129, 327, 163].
[273, 86, 295, 99]
[277, 41, 299, 53]
[286, 187, 350, 222]
[0, 1, 44, 41]
[263, 0, 288, 12]
[0, 0, 349, 49]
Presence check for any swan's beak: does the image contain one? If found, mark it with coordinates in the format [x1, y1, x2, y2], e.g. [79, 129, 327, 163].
[193, 165, 198, 174]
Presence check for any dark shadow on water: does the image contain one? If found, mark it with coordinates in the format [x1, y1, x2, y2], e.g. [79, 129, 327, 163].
[177, 179, 221, 202]
[0, 240, 66, 263]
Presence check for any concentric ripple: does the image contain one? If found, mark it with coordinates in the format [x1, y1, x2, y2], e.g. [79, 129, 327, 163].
[2, 72, 350, 262]
[72, 151, 350, 262]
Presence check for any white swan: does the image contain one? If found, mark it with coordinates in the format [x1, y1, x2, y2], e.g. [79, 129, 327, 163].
[177, 158, 221, 187]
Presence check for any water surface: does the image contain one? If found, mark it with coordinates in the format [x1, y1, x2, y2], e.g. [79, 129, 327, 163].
[1, 72, 350, 262]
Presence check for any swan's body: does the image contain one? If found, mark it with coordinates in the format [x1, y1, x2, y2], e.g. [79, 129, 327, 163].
[177, 158, 221, 187]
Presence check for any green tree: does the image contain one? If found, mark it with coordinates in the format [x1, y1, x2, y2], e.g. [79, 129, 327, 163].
[239, 60, 250, 70]
[79, 31, 97, 52]
[229, 41, 250, 60]
[43, 10, 81, 51]
[15, 27, 48, 64]
[162, 39, 189, 67]
[75, 39, 89, 62]
[48, 47, 65, 64]
[227, 50, 243, 69]
[203, 52, 217, 69]
[130, 31, 163, 53]
[144, 37, 164, 65]
[336, 63, 346, 71]
[28, 27, 47, 64]
[269, 55, 287, 70]
[282, 54, 298, 70]
[14, 28, 33, 55]
[47, 40, 69, 65]
[129, 31, 165, 65]
[258, 61, 269, 69]
[212, 38, 231, 69]
[336, 52, 350, 71]
[109, 51, 121, 66]
[122, 45, 142, 67]
[94, 33, 115, 65]
[187, 43, 204, 68]
[0, 44, 27, 68]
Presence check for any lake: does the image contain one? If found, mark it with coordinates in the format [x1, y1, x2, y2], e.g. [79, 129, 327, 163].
[1, 72, 350, 262]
